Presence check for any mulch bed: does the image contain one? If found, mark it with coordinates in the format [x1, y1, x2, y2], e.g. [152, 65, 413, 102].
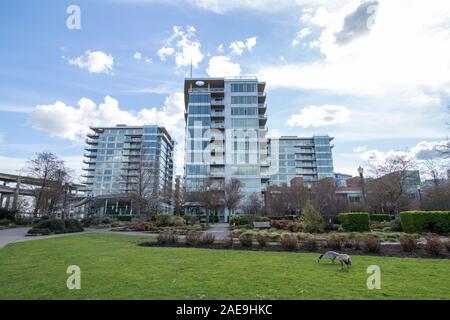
[138, 241, 450, 259]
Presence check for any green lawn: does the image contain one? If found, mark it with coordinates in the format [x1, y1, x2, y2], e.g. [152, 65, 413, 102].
[0, 233, 449, 300]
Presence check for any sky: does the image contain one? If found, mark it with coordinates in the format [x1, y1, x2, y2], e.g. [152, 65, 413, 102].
[0, 0, 449, 183]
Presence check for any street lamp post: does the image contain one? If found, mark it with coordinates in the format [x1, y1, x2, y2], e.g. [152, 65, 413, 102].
[307, 183, 312, 201]
[417, 185, 423, 208]
[358, 166, 367, 204]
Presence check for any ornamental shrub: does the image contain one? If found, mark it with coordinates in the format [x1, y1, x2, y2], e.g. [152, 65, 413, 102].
[400, 211, 450, 234]
[338, 212, 370, 232]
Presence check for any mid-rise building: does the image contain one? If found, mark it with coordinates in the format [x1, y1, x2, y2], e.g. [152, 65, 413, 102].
[268, 135, 334, 186]
[183, 76, 269, 221]
[82, 124, 175, 215]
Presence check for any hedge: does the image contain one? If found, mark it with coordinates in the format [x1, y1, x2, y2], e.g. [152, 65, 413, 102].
[338, 212, 370, 232]
[117, 215, 132, 222]
[400, 211, 450, 234]
[370, 214, 395, 222]
[229, 215, 270, 226]
[28, 219, 83, 235]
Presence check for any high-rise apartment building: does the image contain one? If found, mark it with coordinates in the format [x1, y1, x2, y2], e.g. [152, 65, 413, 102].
[82, 124, 175, 215]
[269, 135, 334, 186]
[183, 76, 269, 221]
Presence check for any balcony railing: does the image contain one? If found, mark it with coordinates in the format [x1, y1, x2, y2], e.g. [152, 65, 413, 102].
[189, 88, 224, 93]
[211, 123, 225, 129]
[211, 99, 225, 106]
[85, 139, 99, 145]
[84, 153, 97, 159]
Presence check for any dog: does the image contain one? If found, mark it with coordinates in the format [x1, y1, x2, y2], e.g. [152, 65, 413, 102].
[318, 251, 352, 270]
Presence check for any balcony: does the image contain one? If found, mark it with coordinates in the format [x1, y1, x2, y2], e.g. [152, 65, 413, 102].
[297, 169, 317, 175]
[124, 139, 142, 144]
[258, 104, 267, 113]
[84, 152, 97, 158]
[259, 114, 267, 125]
[258, 92, 266, 103]
[85, 146, 98, 152]
[298, 148, 315, 154]
[211, 99, 225, 106]
[210, 171, 225, 177]
[85, 139, 99, 145]
[81, 172, 94, 178]
[211, 111, 225, 118]
[211, 147, 225, 154]
[87, 133, 99, 139]
[83, 159, 97, 165]
[189, 87, 224, 93]
[82, 166, 96, 171]
[296, 156, 315, 161]
[210, 158, 225, 165]
[124, 152, 141, 157]
[211, 123, 225, 129]
[297, 162, 317, 168]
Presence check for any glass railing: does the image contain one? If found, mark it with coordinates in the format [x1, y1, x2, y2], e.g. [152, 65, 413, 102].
[189, 88, 224, 93]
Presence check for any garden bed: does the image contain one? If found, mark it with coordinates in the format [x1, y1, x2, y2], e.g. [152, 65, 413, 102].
[138, 240, 450, 259]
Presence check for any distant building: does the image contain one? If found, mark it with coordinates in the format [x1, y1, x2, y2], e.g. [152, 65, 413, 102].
[268, 135, 334, 186]
[334, 173, 353, 187]
[82, 124, 175, 216]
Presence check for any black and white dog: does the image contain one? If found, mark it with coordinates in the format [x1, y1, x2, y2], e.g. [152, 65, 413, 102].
[318, 251, 352, 270]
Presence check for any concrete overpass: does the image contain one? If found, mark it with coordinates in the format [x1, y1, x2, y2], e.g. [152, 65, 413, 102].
[0, 172, 85, 211]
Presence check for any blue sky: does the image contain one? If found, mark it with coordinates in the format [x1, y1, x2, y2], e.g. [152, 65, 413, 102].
[0, 0, 449, 181]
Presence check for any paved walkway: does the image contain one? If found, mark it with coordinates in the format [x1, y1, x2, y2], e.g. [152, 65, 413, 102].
[204, 223, 230, 240]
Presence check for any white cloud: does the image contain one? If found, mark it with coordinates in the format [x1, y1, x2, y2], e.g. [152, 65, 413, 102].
[206, 56, 241, 77]
[259, 0, 450, 105]
[229, 37, 257, 55]
[68, 50, 114, 74]
[355, 140, 450, 171]
[133, 52, 142, 60]
[353, 145, 368, 153]
[28, 93, 186, 174]
[157, 46, 175, 61]
[29, 93, 184, 141]
[287, 104, 351, 127]
[217, 44, 224, 53]
[246, 37, 257, 51]
[157, 25, 204, 68]
[292, 27, 311, 47]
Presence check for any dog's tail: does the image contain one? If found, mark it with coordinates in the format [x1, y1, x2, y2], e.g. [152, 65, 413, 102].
[317, 254, 324, 263]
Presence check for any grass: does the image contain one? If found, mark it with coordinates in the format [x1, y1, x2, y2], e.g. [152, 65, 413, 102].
[0, 233, 449, 300]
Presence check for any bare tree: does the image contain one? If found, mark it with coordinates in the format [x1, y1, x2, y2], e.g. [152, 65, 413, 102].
[189, 178, 223, 226]
[27, 152, 71, 217]
[422, 183, 450, 210]
[223, 178, 243, 218]
[174, 176, 184, 216]
[366, 153, 417, 214]
[310, 178, 346, 220]
[242, 193, 263, 220]
[424, 159, 446, 187]
[122, 156, 161, 220]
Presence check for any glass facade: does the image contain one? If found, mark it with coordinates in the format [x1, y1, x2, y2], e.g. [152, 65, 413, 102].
[184, 77, 268, 221]
[82, 125, 174, 211]
[269, 136, 334, 186]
